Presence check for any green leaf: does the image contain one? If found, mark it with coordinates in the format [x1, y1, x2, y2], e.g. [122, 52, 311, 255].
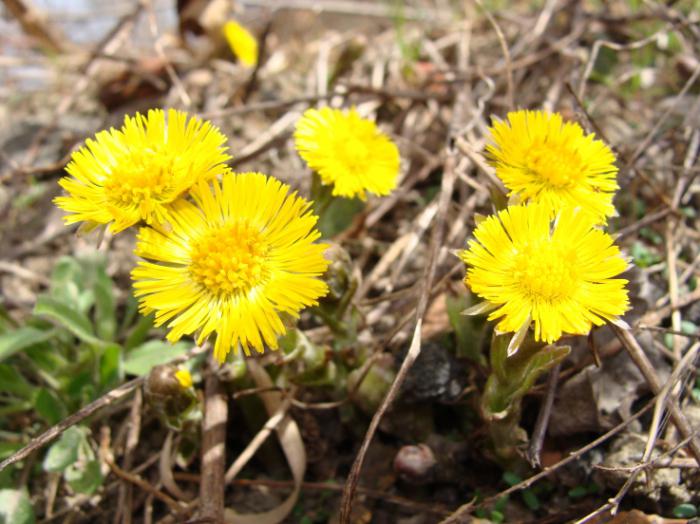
[522, 489, 540, 511]
[24, 346, 65, 385]
[123, 314, 154, 350]
[65, 459, 103, 495]
[49, 257, 84, 307]
[446, 294, 486, 364]
[34, 296, 102, 348]
[484, 338, 569, 415]
[0, 489, 35, 524]
[0, 441, 23, 461]
[119, 295, 140, 340]
[673, 503, 698, 518]
[568, 486, 587, 499]
[34, 388, 67, 426]
[507, 345, 570, 404]
[43, 427, 83, 472]
[502, 471, 521, 486]
[0, 327, 56, 362]
[65, 371, 93, 405]
[0, 365, 35, 399]
[317, 197, 364, 238]
[493, 496, 508, 512]
[123, 340, 190, 376]
[93, 266, 116, 341]
[99, 344, 122, 389]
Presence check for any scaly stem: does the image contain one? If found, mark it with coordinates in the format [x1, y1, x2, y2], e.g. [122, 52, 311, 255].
[199, 358, 227, 522]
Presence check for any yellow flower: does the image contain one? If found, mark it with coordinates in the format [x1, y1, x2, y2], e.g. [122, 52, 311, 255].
[223, 19, 258, 67]
[459, 203, 629, 347]
[487, 110, 618, 222]
[54, 109, 231, 234]
[294, 107, 400, 200]
[131, 172, 330, 362]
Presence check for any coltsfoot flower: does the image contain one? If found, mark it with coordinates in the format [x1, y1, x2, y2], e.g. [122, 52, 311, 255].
[55, 109, 231, 233]
[459, 203, 629, 349]
[294, 107, 400, 199]
[223, 19, 258, 67]
[131, 172, 330, 362]
[487, 110, 618, 222]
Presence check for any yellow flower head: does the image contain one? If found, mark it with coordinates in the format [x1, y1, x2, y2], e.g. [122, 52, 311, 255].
[131, 172, 330, 362]
[459, 203, 629, 345]
[294, 107, 400, 200]
[54, 109, 231, 234]
[223, 19, 258, 67]
[487, 110, 618, 222]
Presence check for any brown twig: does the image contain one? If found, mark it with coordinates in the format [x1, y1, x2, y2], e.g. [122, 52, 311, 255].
[613, 326, 700, 465]
[116, 388, 143, 524]
[473, 0, 514, 110]
[527, 361, 561, 468]
[2, 0, 67, 53]
[0, 345, 207, 473]
[198, 360, 228, 523]
[105, 456, 186, 514]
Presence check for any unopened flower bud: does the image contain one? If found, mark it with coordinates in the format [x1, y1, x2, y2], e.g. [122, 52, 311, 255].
[321, 242, 353, 303]
[144, 364, 197, 429]
[393, 444, 436, 484]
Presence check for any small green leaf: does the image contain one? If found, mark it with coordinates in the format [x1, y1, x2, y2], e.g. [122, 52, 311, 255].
[120, 296, 140, 340]
[0, 489, 35, 524]
[93, 266, 116, 341]
[0, 441, 23, 461]
[24, 346, 65, 385]
[65, 371, 93, 404]
[490, 510, 505, 524]
[34, 296, 102, 347]
[99, 344, 122, 389]
[672, 503, 697, 518]
[123, 314, 154, 350]
[49, 257, 84, 307]
[502, 471, 521, 486]
[34, 388, 67, 426]
[65, 459, 103, 495]
[43, 427, 83, 472]
[446, 294, 486, 364]
[522, 489, 540, 511]
[123, 340, 190, 376]
[493, 495, 508, 512]
[0, 365, 35, 399]
[0, 327, 56, 362]
[317, 197, 364, 238]
[681, 321, 697, 335]
[568, 486, 587, 499]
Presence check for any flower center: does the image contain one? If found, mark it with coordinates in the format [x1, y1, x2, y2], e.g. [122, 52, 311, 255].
[524, 141, 584, 189]
[513, 241, 579, 302]
[189, 221, 270, 297]
[336, 136, 369, 174]
[104, 150, 174, 207]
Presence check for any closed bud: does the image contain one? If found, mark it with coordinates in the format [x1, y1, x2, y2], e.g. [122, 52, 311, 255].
[321, 242, 353, 304]
[144, 364, 197, 429]
[393, 444, 436, 484]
